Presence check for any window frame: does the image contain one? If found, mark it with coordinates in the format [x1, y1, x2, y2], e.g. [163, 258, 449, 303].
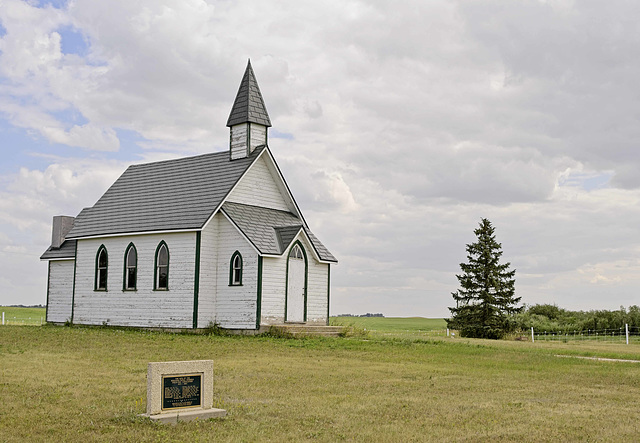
[289, 244, 304, 260]
[154, 241, 170, 291]
[123, 243, 137, 291]
[94, 245, 108, 291]
[229, 251, 243, 286]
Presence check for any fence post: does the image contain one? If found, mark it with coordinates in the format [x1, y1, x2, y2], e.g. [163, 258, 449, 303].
[2, 312, 4, 325]
[531, 327, 534, 343]
[447, 328, 450, 337]
[626, 323, 629, 345]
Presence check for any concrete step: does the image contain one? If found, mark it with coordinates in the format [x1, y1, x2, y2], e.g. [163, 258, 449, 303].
[268, 325, 345, 337]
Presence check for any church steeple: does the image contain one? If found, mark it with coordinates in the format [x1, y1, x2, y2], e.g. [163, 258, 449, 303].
[227, 60, 271, 160]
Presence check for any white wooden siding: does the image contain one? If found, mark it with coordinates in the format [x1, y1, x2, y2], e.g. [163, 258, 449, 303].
[47, 260, 74, 323]
[261, 233, 329, 326]
[298, 234, 329, 324]
[214, 215, 258, 329]
[197, 215, 218, 328]
[261, 255, 286, 325]
[230, 123, 248, 160]
[227, 155, 291, 212]
[249, 124, 267, 151]
[73, 232, 197, 328]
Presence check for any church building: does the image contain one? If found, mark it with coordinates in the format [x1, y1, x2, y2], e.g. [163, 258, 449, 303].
[40, 61, 337, 331]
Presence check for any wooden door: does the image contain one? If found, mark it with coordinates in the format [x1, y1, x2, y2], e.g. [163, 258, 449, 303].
[286, 245, 306, 322]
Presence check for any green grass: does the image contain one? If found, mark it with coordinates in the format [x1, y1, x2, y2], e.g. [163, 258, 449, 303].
[331, 316, 447, 332]
[331, 316, 448, 339]
[0, 306, 46, 326]
[1, 324, 639, 442]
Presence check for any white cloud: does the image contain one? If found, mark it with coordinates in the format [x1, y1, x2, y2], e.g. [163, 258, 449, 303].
[2, 0, 640, 315]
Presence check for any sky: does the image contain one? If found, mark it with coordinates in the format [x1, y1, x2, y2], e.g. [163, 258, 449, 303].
[1, 0, 639, 317]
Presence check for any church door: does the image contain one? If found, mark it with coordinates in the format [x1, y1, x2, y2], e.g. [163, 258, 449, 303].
[286, 244, 306, 322]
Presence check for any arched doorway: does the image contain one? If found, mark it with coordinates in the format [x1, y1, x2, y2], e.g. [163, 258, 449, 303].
[286, 243, 307, 322]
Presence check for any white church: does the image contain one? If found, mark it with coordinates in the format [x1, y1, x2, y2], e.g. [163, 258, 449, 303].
[40, 61, 337, 331]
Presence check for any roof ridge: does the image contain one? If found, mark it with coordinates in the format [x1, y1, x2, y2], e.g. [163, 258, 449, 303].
[128, 149, 228, 169]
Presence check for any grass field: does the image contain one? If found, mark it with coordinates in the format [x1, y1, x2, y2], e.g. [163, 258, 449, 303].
[0, 306, 46, 325]
[1, 324, 640, 442]
[331, 316, 449, 340]
[331, 316, 447, 331]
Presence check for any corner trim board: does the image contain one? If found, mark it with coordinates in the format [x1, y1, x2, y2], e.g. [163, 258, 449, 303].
[256, 256, 263, 330]
[246, 122, 251, 156]
[71, 241, 78, 324]
[45, 261, 51, 323]
[326, 264, 331, 326]
[193, 232, 201, 329]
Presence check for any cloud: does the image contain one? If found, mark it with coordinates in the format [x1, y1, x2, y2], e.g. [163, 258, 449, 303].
[2, 0, 640, 316]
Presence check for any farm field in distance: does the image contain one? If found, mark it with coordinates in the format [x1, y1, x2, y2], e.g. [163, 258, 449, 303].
[331, 316, 447, 331]
[0, 306, 46, 325]
[331, 316, 449, 339]
[1, 321, 640, 442]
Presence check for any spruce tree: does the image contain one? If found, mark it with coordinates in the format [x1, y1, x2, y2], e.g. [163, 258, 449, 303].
[447, 218, 521, 339]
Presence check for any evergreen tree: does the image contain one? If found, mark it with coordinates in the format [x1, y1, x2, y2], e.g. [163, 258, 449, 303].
[447, 218, 521, 339]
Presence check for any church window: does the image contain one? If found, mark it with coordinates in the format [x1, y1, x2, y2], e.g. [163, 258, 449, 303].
[230, 251, 243, 286]
[124, 243, 137, 291]
[155, 242, 169, 290]
[95, 245, 108, 291]
[289, 244, 304, 260]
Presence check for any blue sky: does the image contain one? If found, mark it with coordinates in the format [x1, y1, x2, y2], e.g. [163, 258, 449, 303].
[2, 0, 640, 316]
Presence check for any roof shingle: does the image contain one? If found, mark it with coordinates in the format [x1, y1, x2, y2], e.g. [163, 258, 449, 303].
[40, 240, 77, 260]
[65, 147, 263, 239]
[222, 202, 337, 262]
[226, 60, 272, 127]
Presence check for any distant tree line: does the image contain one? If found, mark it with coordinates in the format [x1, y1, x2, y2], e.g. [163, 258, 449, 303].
[336, 313, 385, 318]
[515, 304, 640, 332]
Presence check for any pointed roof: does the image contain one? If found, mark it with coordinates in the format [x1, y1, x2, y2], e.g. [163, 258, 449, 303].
[226, 60, 272, 127]
[221, 202, 337, 262]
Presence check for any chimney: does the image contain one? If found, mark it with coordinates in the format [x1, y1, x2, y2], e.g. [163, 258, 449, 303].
[51, 216, 75, 249]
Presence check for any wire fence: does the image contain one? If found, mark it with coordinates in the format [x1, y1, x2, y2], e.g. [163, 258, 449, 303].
[1, 312, 45, 326]
[532, 325, 640, 344]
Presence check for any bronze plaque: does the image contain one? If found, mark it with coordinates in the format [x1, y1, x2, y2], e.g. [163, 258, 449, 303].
[162, 373, 202, 410]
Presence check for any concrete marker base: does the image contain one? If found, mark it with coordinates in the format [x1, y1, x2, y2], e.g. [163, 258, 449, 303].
[141, 407, 227, 424]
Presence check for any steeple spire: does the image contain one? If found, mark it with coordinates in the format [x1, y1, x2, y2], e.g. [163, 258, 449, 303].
[227, 60, 271, 127]
[227, 60, 271, 160]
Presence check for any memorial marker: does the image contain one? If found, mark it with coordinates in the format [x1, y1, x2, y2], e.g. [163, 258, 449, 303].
[142, 360, 226, 424]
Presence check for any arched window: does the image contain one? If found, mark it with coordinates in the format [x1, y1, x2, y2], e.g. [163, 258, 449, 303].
[95, 245, 108, 291]
[124, 243, 137, 291]
[289, 244, 304, 260]
[229, 251, 243, 286]
[154, 242, 169, 290]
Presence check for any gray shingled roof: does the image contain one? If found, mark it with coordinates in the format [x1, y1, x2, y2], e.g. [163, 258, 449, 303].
[226, 60, 272, 127]
[40, 240, 76, 260]
[275, 226, 302, 252]
[65, 147, 263, 239]
[302, 227, 337, 263]
[222, 202, 337, 262]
